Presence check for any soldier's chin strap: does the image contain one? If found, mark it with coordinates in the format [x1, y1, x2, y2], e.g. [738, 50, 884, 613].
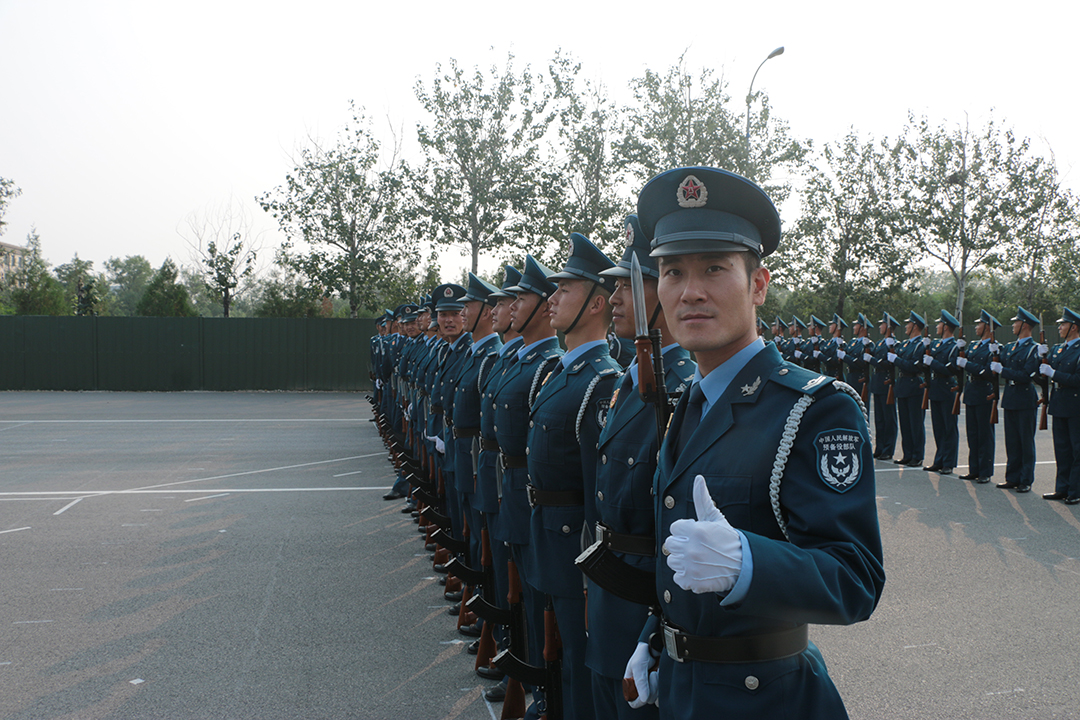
[564, 282, 601, 335]
[469, 305, 484, 335]
[516, 292, 547, 335]
[648, 302, 663, 331]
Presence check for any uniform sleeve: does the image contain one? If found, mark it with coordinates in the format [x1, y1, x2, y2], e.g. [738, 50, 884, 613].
[723, 389, 886, 626]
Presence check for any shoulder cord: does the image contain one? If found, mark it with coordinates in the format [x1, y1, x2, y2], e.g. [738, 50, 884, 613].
[530, 357, 560, 409]
[477, 354, 492, 395]
[768, 379, 871, 542]
[575, 372, 605, 444]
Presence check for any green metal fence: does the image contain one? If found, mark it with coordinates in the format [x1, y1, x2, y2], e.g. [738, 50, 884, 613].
[0, 316, 376, 391]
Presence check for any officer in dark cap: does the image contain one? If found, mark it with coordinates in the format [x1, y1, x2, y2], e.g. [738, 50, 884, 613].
[843, 313, 872, 400]
[789, 315, 808, 366]
[992, 307, 1042, 492]
[802, 315, 827, 373]
[922, 310, 961, 474]
[821, 313, 849, 381]
[771, 316, 793, 362]
[955, 310, 1001, 483]
[867, 313, 900, 460]
[525, 233, 622, 719]
[1041, 308, 1080, 503]
[624, 167, 884, 719]
[588, 216, 695, 720]
[888, 311, 929, 466]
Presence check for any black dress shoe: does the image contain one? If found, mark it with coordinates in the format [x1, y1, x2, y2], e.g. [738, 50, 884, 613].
[382, 490, 406, 500]
[484, 682, 507, 702]
[923, 464, 942, 472]
[906, 459, 922, 467]
[400, 505, 415, 513]
[459, 622, 482, 637]
[1065, 497, 1080, 505]
[976, 477, 990, 484]
[939, 468, 953, 475]
[1043, 492, 1068, 500]
[448, 604, 460, 615]
[476, 665, 503, 680]
[425, 542, 437, 552]
[467, 639, 480, 655]
[445, 589, 464, 602]
[893, 457, 911, 465]
[1016, 485, 1032, 493]
[434, 563, 449, 574]
[959, 474, 979, 480]
[996, 481, 1019, 489]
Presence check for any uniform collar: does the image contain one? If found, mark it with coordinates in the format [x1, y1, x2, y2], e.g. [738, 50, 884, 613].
[517, 335, 558, 361]
[500, 336, 524, 357]
[472, 333, 499, 354]
[561, 339, 607, 369]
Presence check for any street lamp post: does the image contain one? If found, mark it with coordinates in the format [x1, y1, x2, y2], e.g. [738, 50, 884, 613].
[745, 46, 785, 148]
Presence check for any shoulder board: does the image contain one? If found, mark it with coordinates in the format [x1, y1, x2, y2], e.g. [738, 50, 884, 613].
[568, 354, 621, 375]
[770, 362, 834, 395]
[664, 357, 697, 387]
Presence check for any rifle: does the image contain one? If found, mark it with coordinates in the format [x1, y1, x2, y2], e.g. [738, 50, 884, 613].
[492, 584, 563, 719]
[493, 560, 528, 719]
[989, 327, 1000, 425]
[1039, 313, 1050, 431]
[951, 320, 965, 416]
[886, 324, 896, 406]
[921, 312, 932, 411]
[629, 252, 671, 442]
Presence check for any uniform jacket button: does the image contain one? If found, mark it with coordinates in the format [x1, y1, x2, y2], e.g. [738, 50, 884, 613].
[561, 525, 571, 534]
[664, 496, 675, 509]
[597, 491, 604, 501]
[745, 676, 760, 690]
[627, 457, 635, 466]
[525, 447, 530, 454]
[529, 420, 534, 428]
[662, 544, 670, 556]
[601, 455, 607, 464]
[663, 590, 672, 603]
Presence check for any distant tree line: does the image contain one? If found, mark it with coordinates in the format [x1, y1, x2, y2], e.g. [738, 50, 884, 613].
[3, 50, 1077, 323]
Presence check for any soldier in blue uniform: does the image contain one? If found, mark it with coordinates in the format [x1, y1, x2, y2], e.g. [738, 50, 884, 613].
[789, 316, 808, 366]
[802, 315, 826, 373]
[771, 316, 793, 362]
[525, 233, 621, 720]
[922, 310, 961, 474]
[868, 313, 900, 460]
[956, 311, 1001, 484]
[992, 307, 1042, 493]
[587, 215, 695, 720]
[623, 167, 885, 720]
[821, 313, 848, 381]
[889, 311, 929, 467]
[843, 313, 872, 400]
[1041, 308, 1080, 504]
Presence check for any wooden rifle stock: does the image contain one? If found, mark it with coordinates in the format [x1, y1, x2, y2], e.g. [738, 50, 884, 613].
[886, 330, 896, 406]
[474, 527, 499, 675]
[501, 561, 527, 720]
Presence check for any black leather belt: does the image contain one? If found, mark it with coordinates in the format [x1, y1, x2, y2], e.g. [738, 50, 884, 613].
[597, 523, 655, 557]
[481, 438, 500, 452]
[500, 453, 527, 469]
[526, 483, 584, 508]
[662, 623, 808, 664]
[454, 426, 480, 439]
[432, 405, 444, 415]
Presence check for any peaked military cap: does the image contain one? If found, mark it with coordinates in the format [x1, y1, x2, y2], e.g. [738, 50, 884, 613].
[975, 310, 1001, 329]
[908, 311, 926, 329]
[1056, 307, 1080, 324]
[432, 283, 467, 312]
[382, 309, 394, 324]
[879, 312, 900, 328]
[638, 166, 781, 258]
[757, 317, 768, 331]
[377, 315, 387, 327]
[830, 313, 849, 329]
[774, 315, 789, 330]
[853, 312, 870, 327]
[546, 233, 616, 292]
[1010, 306, 1039, 326]
[458, 272, 500, 306]
[506, 255, 557, 298]
[810, 315, 828, 329]
[398, 303, 420, 322]
[939, 310, 960, 328]
[601, 215, 659, 280]
[488, 265, 523, 300]
[792, 315, 808, 330]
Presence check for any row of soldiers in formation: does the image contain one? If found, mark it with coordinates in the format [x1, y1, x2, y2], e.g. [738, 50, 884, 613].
[366, 166, 885, 720]
[757, 307, 1080, 500]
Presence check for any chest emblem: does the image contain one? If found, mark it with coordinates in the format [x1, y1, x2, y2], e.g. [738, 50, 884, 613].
[814, 429, 864, 493]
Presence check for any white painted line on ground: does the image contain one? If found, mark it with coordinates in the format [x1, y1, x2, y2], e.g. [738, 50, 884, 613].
[0, 418, 364, 424]
[0, 662, 11, 666]
[0, 487, 391, 497]
[13, 620, 53, 624]
[986, 688, 1024, 696]
[0, 527, 31, 535]
[333, 470, 364, 477]
[130, 678, 144, 685]
[50, 588, 83, 591]
[140, 509, 163, 512]
[54, 497, 85, 515]
[903, 643, 937, 649]
[127, 453, 387, 492]
[185, 493, 230, 503]
[121, 523, 148, 527]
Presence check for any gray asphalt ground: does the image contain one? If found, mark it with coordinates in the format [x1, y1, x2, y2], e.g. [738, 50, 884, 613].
[0, 391, 1078, 720]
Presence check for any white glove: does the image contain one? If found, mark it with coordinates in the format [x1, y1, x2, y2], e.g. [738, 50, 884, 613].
[990, 361, 1003, 374]
[862, 353, 872, 363]
[838, 338, 846, 346]
[665, 476, 743, 595]
[956, 357, 968, 368]
[405, 403, 413, 421]
[811, 336, 820, 345]
[989, 342, 1001, 354]
[426, 435, 446, 454]
[885, 337, 896, 347]
[794, 350, 803, 359]
[922, 355, 933, 366]
[922, 337, 932, 347]
[862, 337, 872, 346]
[956, 339, 967, 349]
[887, 352, 898, 363]
[837, 350, 846, 360]
[1038, 343, 1049, 357]
[375, 380, 382, 390]
[1041, 364, 1055, 378]
[624, 642, 659, 708]
[812, 350, 821, 359]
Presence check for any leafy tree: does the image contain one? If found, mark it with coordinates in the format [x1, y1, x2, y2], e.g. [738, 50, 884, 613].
[0, 177, 20, 236]
[410, 53, 553, 273]
[136, 258, 197, 317]
[251, 269, 324, 318]
[103, 255, 154, 316]
[54, 254, 105, 315]
[2, 229, 68, 315]
[259, 102, 412, 318]
[891, 112, 1052, 319]
[181, 199, 259, 317]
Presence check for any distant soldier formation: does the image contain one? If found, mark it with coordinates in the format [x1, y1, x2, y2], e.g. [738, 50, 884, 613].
[362, 164, 1075, 720]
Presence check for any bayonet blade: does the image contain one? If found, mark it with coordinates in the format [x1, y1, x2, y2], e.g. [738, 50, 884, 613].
[630, 251, 649, 340]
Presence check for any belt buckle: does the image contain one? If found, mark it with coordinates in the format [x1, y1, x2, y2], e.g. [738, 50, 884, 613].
[663, 624, 685, 663]
[526, 484, 538, 508]
[596, 523, 610, 548]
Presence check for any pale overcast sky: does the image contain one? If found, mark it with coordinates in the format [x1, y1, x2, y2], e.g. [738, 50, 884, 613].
[1, 0, 1076, 280]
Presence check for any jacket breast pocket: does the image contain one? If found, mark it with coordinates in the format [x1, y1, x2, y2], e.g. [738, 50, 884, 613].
[601, 438, 658, 511]
[693, 473, 752, 528]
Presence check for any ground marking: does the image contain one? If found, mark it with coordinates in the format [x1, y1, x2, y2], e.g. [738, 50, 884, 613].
[0, 526, 31, 535]
[127, 453, 386, 492]
[54, 497, 86, 515]
[13, 620, 53, 624]
[333, 470, 364, 477]
[186, 493, 230, 503]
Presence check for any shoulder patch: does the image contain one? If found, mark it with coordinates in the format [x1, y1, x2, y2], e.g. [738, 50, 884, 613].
[814, 429, 865, 493]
